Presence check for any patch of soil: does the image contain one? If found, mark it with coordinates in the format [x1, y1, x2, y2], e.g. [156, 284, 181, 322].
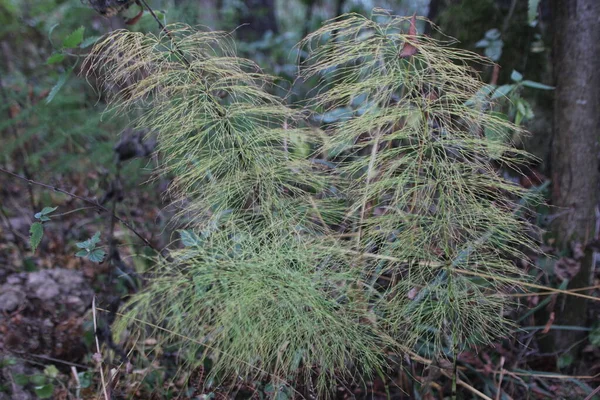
[0, 268, 94, 362]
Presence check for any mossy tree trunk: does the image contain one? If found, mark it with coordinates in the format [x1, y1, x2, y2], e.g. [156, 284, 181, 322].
[550, 0, 600, 358]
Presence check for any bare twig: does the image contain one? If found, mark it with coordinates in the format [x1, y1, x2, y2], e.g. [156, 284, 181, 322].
[495, 356, 506, 400]
[108, 162, 122, 263]
[317, 246, 600, 302]
[0, 166, 159, 253]
[92, 297, 110, 400]
[11, 352, 89, 370]
[137, 0, 192, 68]
[584, 384, 600, 400]
[71, 366, 81, 400]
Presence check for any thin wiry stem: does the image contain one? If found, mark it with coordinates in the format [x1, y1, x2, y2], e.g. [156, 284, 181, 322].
[0, 166, 158, 253]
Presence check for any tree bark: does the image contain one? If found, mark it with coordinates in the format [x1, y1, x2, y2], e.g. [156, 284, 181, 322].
[551, 0, 600, 357]
[236, 0, 278, 41]
[424, 0, 442, 35]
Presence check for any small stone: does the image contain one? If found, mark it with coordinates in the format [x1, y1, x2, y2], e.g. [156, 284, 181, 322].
[6, 275, 23, 285]
[26, 271, 60, 300]
[0, 287, 26, 312]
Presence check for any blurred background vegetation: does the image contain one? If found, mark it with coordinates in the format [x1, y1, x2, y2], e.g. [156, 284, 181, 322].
[1, 0, 599, 399]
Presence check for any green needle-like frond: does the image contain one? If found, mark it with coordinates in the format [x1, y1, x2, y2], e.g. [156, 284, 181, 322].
[116, 230, 387, 394]
[86, 26, 330, 231]
[87, 11, 539, 396]
[300, 9, 537, 352]
[87, 25, 385, 395]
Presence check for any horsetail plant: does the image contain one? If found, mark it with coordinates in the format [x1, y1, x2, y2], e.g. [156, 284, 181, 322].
[300, 9, 537, 357]
[85, 9, 538, 397]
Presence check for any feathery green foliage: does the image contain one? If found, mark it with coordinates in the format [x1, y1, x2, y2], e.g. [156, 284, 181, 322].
[300, 9, 536, 354]
[86, 26, 335, 230]
[87, 10, 538, 396]
[87, 25, 381, 393]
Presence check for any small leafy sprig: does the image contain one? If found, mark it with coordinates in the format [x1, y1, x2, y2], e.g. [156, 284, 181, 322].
[45, 25, 100, 103]
[11, 363, 59, 399]
[29, 206, 57, 252]
[75, 232, 106, 263]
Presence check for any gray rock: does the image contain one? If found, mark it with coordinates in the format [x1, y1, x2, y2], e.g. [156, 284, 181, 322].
[0, 285, 26, 312]
[27, 271, 60, 301]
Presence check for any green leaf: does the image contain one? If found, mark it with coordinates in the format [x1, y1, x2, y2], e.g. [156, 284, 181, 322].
[62, 26, 85, 48]
[510, 70, 523, 82]
[485, 28, 501, 40]
[516, 100, 527, 117]
[79, 36, 102, 49]
[290, 132, 311, 159]
[474, 39, 489, 48]
[590, 322, 600, 347]
[46, 67, 73, 104]
[0, 357, 17, 367]
[35, 206, 58, 222]
[516, 99, 534, 122]
[464, 85, 494, 107]
[44, 365, 59, 379]
[179, 230, 203, 247]
[327, 138, 354, 158]
[78, 371, 92, 388]
[30, 374, 47, 386]
[522, 80, 555, 90]
[492, 84, 515, 99]
[76, 232, 101, 250]
[35, 206, 58, 219]
[47, 23, 60, 47]
[90, 232, 101, 246]
[75, 250, 89, 257]
[87, 249, 106, 263]
[48, 23, 60, 37]
[484, 41, 503, 62]
[13, 373, 29, 386]
[558, 353, 574, 369]
[76, 238, 90, 249]
[46, 53, 65, 65]
[34, 383, 54, 399]
[30, 222, 43, 252]
[318, 108, 353, 124]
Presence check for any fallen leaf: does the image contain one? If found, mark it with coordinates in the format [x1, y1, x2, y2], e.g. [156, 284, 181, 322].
[399, 14, 419, 58]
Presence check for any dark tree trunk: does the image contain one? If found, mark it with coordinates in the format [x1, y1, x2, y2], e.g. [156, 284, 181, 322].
[550, 0, 600, 358]
[424, 0, 442, 35]
[236, 0, 278, 41]
[334, 0, 346, 17]
[302, 0, 317, 39]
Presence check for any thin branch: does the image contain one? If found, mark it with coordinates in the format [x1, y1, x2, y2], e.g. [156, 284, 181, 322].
[11, 352, 89, 370]
[584, 384, 600, 400]
[137, 0, 192, 68]
[317, 245, 600, 302]
[92, 297, 110, 400]
[0, 166, 159, 254]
